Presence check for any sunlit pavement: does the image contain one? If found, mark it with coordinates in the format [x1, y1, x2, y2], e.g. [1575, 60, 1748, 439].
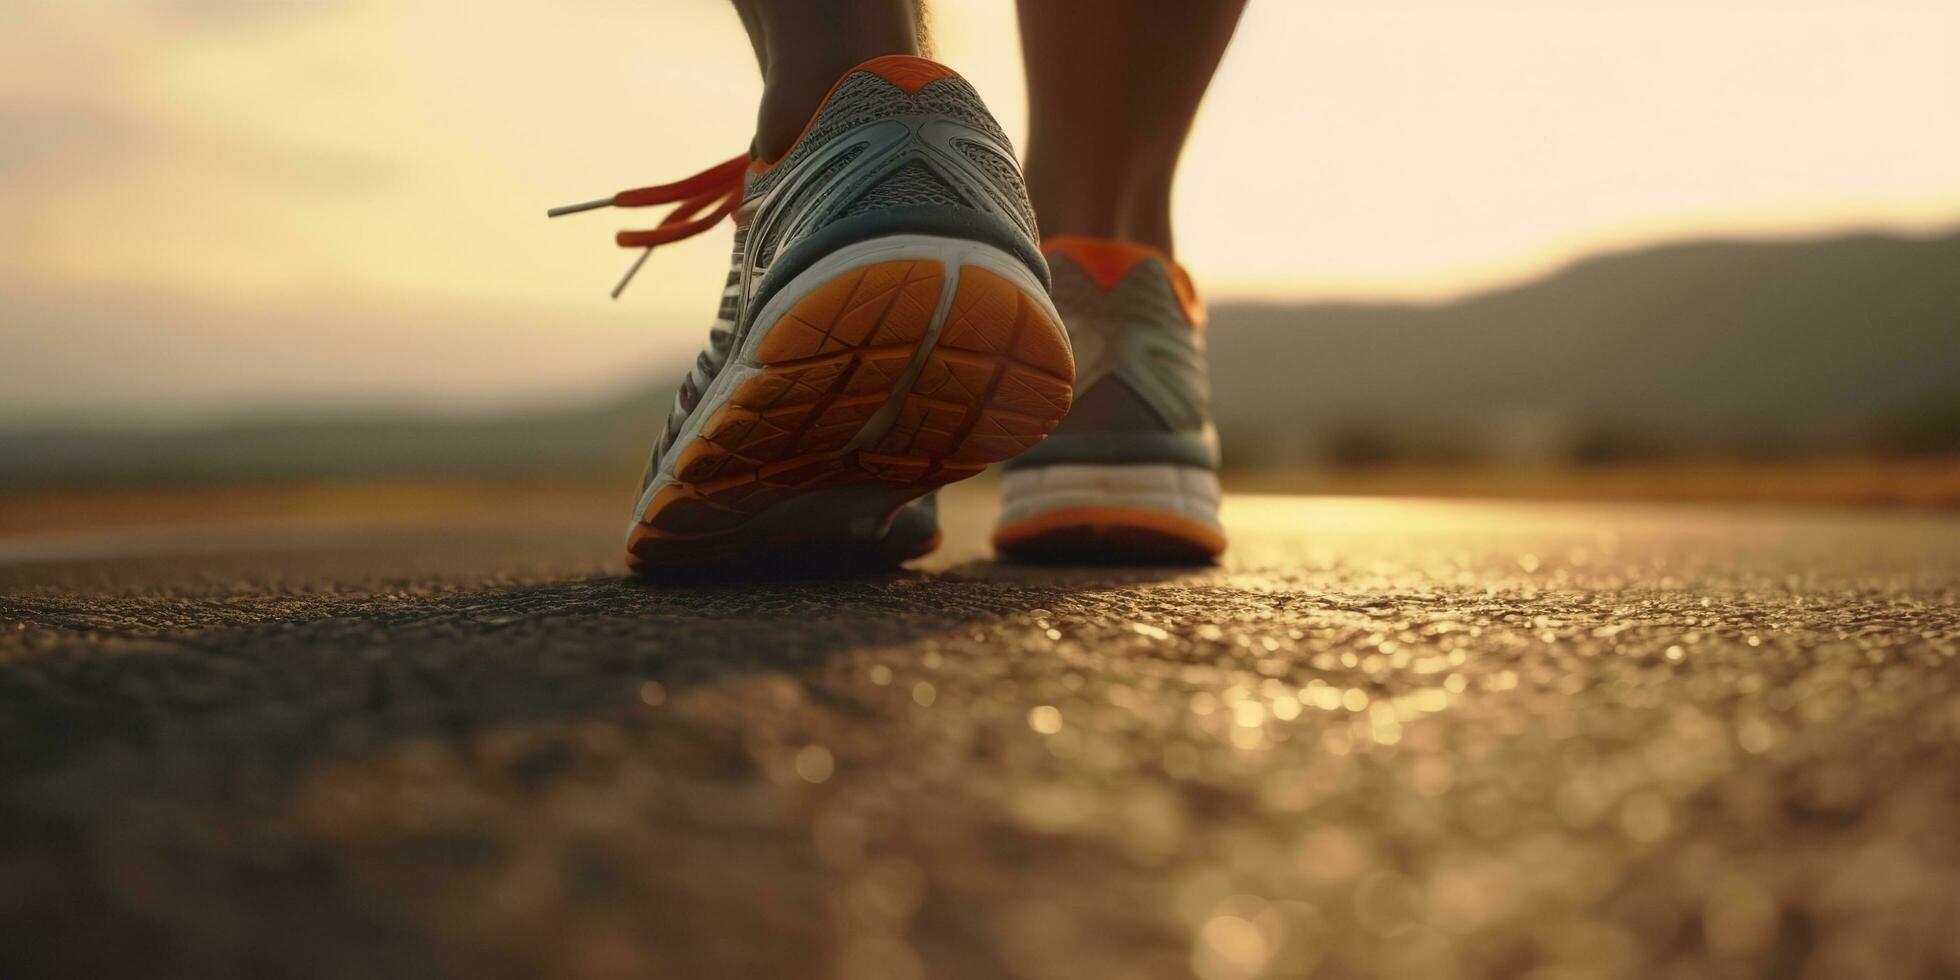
[2, 487, 1957, 979]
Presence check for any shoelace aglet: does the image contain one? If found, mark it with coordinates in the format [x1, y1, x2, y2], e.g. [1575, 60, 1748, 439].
[611, 246, 653, 300]
[554, 153, 749, 297]
[548, 197, 615, 218]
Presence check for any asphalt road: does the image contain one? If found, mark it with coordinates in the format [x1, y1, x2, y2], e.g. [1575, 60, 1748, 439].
[2, 488, 1957, 979]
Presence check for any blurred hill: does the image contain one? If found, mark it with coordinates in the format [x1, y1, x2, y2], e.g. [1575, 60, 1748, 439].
[4, 230, 1956, 488]
[1209, 230, 1960, 466]
[0, 391, 672, 488]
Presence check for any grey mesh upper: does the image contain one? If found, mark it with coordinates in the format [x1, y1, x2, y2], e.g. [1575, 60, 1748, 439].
[1006, 252, 1219, 471]
[640, 63, 1041, 491]
[740, 71, 1037, 274]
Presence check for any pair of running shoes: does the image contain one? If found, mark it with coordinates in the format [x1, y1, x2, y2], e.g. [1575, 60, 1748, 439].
[555, 56, 1223, 572]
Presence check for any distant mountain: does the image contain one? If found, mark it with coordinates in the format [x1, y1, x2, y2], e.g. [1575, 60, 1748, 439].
[1204, 231, 1960, 464]
[0, 389, 674, 488]
[4, 231, 1955, 487]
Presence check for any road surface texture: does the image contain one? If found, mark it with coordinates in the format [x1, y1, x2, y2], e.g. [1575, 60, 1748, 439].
[2, 487, 1957, 980]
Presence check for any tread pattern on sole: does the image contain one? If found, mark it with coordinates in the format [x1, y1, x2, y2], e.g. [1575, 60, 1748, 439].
[629, 259, 1074, 564]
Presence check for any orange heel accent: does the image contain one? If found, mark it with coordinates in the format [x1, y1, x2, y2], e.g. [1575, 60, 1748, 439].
[628, 260, 1075, 567]
[750, 56, 964, 175]
[854, 55, 961, 94]
[1041, 236, 1206, 329]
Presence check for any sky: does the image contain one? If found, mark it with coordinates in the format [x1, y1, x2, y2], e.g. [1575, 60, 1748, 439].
[2, 0, 1957, 427]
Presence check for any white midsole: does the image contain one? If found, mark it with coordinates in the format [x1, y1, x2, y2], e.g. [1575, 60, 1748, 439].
[998, 464, 1223, 530]
[629, 234, 1063, 544]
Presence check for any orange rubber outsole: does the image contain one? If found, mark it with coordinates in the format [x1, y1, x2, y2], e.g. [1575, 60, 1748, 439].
[627, 258, 1073, 569]
[992, 505, 1227, 565]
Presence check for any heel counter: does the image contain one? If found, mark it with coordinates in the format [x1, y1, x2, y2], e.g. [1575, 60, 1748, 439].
[748, 59, 1037, 258]
[1046, 251, 1214, 437]
[745, 63, 1048, 317]
[1059, 375, 1174, 435]
[824, 71, 1037, 246]
[1043, 238, 1205, 329]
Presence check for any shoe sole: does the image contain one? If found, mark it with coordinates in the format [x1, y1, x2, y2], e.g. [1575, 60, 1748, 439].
[626, 235, 1074, 571]
[993, 463, 1226, 564]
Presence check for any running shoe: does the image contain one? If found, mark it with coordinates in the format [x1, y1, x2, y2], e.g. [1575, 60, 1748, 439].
[992, 237, 1226, 563]
[553, 56, 1073, 572]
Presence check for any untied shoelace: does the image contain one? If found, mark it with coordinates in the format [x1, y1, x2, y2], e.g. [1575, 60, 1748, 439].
[548, 154, 750, 299]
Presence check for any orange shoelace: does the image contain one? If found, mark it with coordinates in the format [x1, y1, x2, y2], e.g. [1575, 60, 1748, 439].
[549, 154, 750, 299]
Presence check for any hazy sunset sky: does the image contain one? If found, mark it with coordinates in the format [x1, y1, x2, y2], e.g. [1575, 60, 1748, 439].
[3, 0, 1957, 425]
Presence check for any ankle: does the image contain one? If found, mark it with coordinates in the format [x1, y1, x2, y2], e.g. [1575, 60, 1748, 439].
[1031, 205, 1177, 257]
[1117, 210, 1176, 256]
[1026, 197, 1123, 245]
[1026, 164, 1176, 255]
[753, 10, 921, 162]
